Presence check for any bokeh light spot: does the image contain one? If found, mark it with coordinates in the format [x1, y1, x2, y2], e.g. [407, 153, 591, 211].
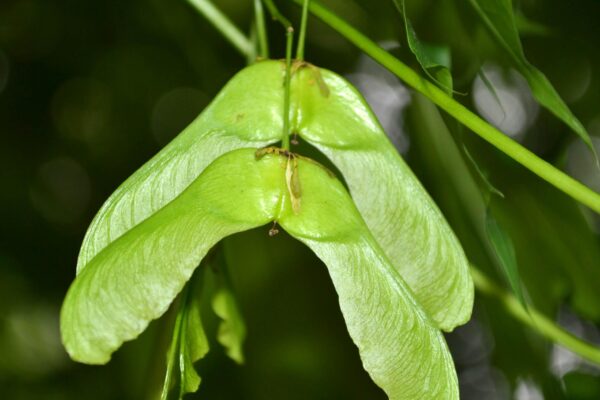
[51, 78, 112, 144]
[473, 64, 539, 140]
[29, 157, 91, 226]
[151, 87, 208, 145]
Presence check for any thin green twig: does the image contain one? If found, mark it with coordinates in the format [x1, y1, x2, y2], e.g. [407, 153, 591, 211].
[282, 30, 293, 150]
[262, 0, 294, 150]
[187, 0, 253, 58]
[294, 0, 600, 215]
[470, 266, 600, 365]
[263, 0, 293, 31]
[296, 0, 311, 60]
[254, 0, 269, 58]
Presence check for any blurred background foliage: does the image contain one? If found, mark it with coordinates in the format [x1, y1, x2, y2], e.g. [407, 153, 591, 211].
[1, 0, 600, 398]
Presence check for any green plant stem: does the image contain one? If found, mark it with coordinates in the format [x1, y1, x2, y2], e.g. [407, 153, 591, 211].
[296, 0, 310, 60]
[262, 0, 294, 149]
[254, 0, 269, 58]
[282, 30, 293, 150]
[263, 0, 293, 30]
[187, 0, 252, 58]
[470, 265, 600, 365]
[295, 0, 600, 215]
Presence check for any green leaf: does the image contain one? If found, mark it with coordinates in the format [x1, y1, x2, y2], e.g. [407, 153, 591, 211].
[477, 68, 506, 121]
[161, 271, 209, 400]
[275, 156, 459, 400]
[179, 275, 209, 396]
[468, 0, 598, 160]
[462, 143, 505, 202]
[61, 149, 285, 364]
[489, 167, 600, 321]
[484, 209, 527, 309]
[210, 252, 246, 364]
[392, 0, 453, 95]
[76, 60, 286, 273]
[291, 65, 473, 331]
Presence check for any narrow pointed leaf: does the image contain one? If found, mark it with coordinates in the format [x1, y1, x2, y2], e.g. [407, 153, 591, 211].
[162, 305, 181, 400]
[180, 274, 209, 396]
[161, 272, 209, 400]
[485, 209, 527, 309]
[61, 149, 285, 364]
[291, 65, 473, 331]
[462, 143, 505, 201]
[468, 0, 597, 159]
[392, 0, 453, 94]
[77, 61, 286, 273]
[277, 158, 459, 399]
[477, 68, 506, 120]
[210, 254, 246, 364]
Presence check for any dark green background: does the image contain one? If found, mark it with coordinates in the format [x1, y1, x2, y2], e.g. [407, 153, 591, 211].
[1, 0, 600, 398]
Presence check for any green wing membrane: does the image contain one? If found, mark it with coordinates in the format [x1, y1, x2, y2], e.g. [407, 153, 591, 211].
[64, 60, 470, 398]
[76, 60, 472, 333]
[278, 158, 459, 400]
[63, 148, 460, 398]
[76, 61, 285, 273]
[291, 65, 473, 331]
[62, 150, 284, 364]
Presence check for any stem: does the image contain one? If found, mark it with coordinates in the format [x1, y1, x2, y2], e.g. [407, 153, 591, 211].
[254, 0, 269, 58]
[247, 26, 258, 64]
[294, 0, 600, 215]
[296, 0, 310, 60]
[470, 266, 600, 365]
[263, 0, 294, 150]
[282, 29, 293, 150]
[263, 0, 293, 30]
[187, 0, 253, 58]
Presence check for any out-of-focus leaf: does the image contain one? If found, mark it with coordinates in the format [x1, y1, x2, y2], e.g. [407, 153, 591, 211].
[468, 0, 597, 159]
[161, 271, 209, 400]
[477, 68, 506, 121]
[490, 170, 600, 320]
[76, 61, 286, 273]
[61, 149, 285, 364]
[461, 140, 526, 309]
[485, 209, 527, 309]
[515, 13, 551, 37]
[563, 371, 600, 399]
[462, 143, 505, 201]
[392, 0, 453, 94]
[210, 253, 246, 364]
[291, 65, 473, 331]
[275, 156, 459, 400]
[179, 276, 209, 396]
